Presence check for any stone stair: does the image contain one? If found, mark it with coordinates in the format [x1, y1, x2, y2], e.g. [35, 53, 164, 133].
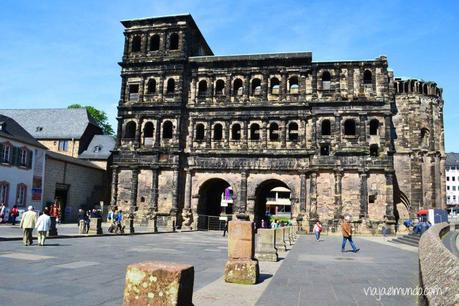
[390, 232, 420, 247]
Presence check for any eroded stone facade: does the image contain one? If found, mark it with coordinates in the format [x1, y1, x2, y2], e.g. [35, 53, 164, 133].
[111, 14, 445, 230]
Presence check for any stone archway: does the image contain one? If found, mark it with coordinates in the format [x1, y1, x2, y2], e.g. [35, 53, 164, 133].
[197, 178, 233, 230]
[254, 179, 291, 228]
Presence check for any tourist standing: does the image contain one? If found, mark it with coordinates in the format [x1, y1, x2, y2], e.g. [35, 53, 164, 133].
[341, 216, 359, 253]
[313, 221, 322, 241]
[36, 208, 51, 246]
[10, 205, 19, 225]
[20, 206, 37, 246]
[0, 203, 6, 223]
[222, 220, 228, 237]
[50, 203, 59, 223]
[115, 210, 124, 234]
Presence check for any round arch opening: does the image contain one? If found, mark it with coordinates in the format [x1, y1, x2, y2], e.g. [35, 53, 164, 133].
[197, 178, 234, 230]
[254, 179, 291, 228]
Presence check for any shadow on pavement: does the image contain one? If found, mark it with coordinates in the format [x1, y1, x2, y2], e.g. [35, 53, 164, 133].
[259, 273, 273, 283]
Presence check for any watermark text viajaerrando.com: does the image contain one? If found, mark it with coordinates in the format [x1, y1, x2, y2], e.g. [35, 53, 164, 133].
[363, 286, 445, 301]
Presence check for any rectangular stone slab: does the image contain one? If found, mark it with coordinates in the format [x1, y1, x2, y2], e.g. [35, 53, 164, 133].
[123, 261, 194, 306]
[224, 259, 259, 285]
[227, 220, 254, 260]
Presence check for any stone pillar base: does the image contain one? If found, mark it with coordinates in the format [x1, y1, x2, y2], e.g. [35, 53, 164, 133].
[78, 220, 86, 234]
[275, 228, 287, 251]
[224, 259, 259, 285]
[255, 252, 278, 262]
[255, 229, 278, 262]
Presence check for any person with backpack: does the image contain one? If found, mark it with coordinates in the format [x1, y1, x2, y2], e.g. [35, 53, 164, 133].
[313, 220, 323, 241]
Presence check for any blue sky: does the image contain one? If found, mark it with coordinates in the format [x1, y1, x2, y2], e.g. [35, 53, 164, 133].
[1, 0, 458, 151]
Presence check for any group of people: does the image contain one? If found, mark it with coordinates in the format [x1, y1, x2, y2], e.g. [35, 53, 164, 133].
[403, 218, 431, 235]
[312, 216, 360, 253]
[77, 208, 104, 233]
[19, 206, 52, 246]
[0, 203, 19, 225]
[107, 207, 125, 234]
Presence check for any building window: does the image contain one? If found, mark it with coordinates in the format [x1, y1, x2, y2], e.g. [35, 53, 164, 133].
[1, 144, 11, 163]
[149, 34, 160, 51]
[19, 148, 28, 166]
[166, 79, 175, 94]
[363, 70, 373, 86]
[169, 33, 179, 50]
[128, 84, 140, 101]
[143, 122, 154, 146]
[0, 182, 8, 204]
[289, 76, 299, 94]
[213, 124, 223, 141]
[215, 80, 225, 95]
[251, 78, 261, 96]
[269, 123, 280, 141]
[195, 124, 205, 141]
[344, 119, 356, 136]
[447, 186, 450, 191]
[231, 124, 241, 140]
[447, 177, 450, 181]
[233, 79, 243, 96]
[369, 119, 379, 135]
[250, 124, 260, 141]
[198, 80, 208, 97]
[131, 36, 142, 53]
[320, 144, 330, 156]
[16, 184, 27, 207]
[288, 122, 299, 141]
[270, 77, 280, 95]
[322, 71, 331, 90]
[321, 120, 331, 136]
[453, 177, 456, 182]
[370, 144, 379, 157]
[147, 79, 156, 94]
[124, 121, 136, 139]
[58, 140, 69, 152]
[162, 121, 173, 139]
[453, 186, 456, 191]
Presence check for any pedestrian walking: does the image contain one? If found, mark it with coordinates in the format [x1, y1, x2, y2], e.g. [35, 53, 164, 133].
[313, 221, 323, 241]
[115, 210, 124, 234]
[20, 206, 37, 246]
[36, 208, 51, 246]
[0, 203, 6, 223]
[77, 209, 87, 234]
[341, 216, 359, 253]
[222, 220, 228, 237]
[10, 205, 19, 225]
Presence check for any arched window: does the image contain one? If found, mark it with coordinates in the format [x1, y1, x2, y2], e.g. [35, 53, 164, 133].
[198, 80, 208, 97]
[149, 35, 160, 51]
[166, 78, 175, 94]
[321, 120, 331, 136]
[147, 79, 156, 94]
[231, 124, 241, 140]
[169, 33, 179, 50]
[128, 84, 139, 101]
[289, 76, 299, 94]
[344, 119, 356, 136]
[420, 128, 430, 147]
[363, 70, 372, 86]
[370, 144, 379, 157]
[270, 77, 280, 95]
[288, 122, 299, 141]
[195, 123, 205, 141]
[251, 78, 261, 96]
[269, 123, 279, 141]
[213, 124, 223, 141]
[320, 144, 330, 156]
[369, 119, 379, 135]
[215, 79, 225, 95]
[131, 36, 141, 52]
[250, 123, 260, 141]
[322, 71, 331, 90]
[233, 78, 243, 96]
[124, 121, 136, 139]
[162, 121, 173, 139]
[143, 122, 154, 146]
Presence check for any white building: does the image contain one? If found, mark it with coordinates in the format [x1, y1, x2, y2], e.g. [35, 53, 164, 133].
[0, 115, 47, 212]
[446, 153, 459, 208]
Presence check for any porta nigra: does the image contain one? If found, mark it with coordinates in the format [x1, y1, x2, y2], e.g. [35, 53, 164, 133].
[110, 14, 445, 232]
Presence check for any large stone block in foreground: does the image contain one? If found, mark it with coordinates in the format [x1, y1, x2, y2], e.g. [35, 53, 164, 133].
[123, 261, 194, 306]
[255, 229, 278, 262]
[225, 220, 259, 285]
[224, 259, 259, 285]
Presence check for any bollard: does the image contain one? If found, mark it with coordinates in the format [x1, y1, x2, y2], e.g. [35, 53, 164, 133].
[275, 228, 287, 251]
[123, 261, 194, 306]
[88, 217, 103, 235]
[255, 229, 278, 262]
[282, 227, 289, 247]
[288, 226, 294, 245]
[224, 220, 259, 284]
[78, 220, 86, 234]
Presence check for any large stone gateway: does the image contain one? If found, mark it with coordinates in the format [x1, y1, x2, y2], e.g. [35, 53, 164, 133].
[111, 14, 445, 232]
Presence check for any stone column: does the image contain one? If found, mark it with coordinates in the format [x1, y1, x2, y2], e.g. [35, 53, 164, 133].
[116, 116, 123, 146]
[255, 229, 278, 262]
[281, 121, 287, 148]
[238, 170, 248, 218]
[299, 173, 306, 214]
[242, 121, 248, 149]
[206, 120, 212, 149]
[359, 171, 368, 218]
[148, 168, 159, 232]
[336, 114, 342, 144]
[312, 116, 317, 149]
[154, 120, 161, 147]
[134, 117, 141, 148]
[129, 167, 139, 233]
[384, 115, 392, 150]
[182, 169, 193, 229]
[334, 170, 343, 219]
[169, 168, 179, 231]
[359, 115, 367, 144]
[110, 166, 119, 208]
[385, 171, 395, 222]
[309, 172, 318, 220]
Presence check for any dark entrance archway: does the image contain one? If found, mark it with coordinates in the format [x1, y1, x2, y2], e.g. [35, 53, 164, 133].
[197, 178, 232, 230]
[254, 179, 291, 228]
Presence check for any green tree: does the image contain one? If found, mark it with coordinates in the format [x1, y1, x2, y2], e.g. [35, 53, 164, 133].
[68, 104, 114, 135]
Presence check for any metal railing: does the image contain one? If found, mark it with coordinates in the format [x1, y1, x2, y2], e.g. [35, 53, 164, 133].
[197, 214, 232, 231]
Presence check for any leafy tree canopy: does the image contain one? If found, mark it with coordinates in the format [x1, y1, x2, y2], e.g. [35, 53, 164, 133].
[68, 104, 114, 135]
